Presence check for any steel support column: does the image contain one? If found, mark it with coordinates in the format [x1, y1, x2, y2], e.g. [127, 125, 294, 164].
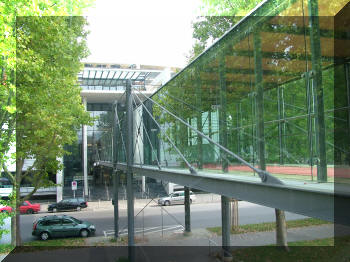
[346, 63, 350, 143]
[254, 31, 288, 248]
[219, 56, 228, 172]
[236, 103, 242, 155]
[113, 172, 119, 238]
[253, 33, 266, 171]
[184, 186, 191, 233]
[196, 70, 203, 169]
[277, 87, 286, 165]
[82, 97, 88, 198]
[221, 196, 232, 261]
[112, 102, 119, 238]
[308, 0, 327, 182]
[126, 80, 135, 261]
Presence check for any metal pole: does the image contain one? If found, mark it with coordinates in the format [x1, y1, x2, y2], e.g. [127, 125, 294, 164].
[253, 32, 266, 171]
[126, 80, 135, 261]
[221, 196, 232, 261]
[161, 206, 164, 238]
[82, 97, 89, 198]
[254, 31, 288, 249]
[112, 102, 120, 239]
[196, 70, 203, 169]
[219, 56, 228, 173]
[277, 87, 284, 165]
[184, 186, 191, 234]
[113, 172, 119, 238]
[236, 103, 241, 155]
[142, 209, 145, 241]
[346, 63, 350, 139]
[308, 0, 327, 182]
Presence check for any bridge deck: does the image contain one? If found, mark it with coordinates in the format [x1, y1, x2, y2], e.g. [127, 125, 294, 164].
[97, 161, 350, 226]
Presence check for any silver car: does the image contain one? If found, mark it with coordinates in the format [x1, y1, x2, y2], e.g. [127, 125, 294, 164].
[158, 191, 196, 206]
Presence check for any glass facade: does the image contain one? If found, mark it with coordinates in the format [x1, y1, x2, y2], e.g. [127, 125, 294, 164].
[63, 103, 114, 199]
[65, 0, 349, 201]
[127, 0, 350, 184]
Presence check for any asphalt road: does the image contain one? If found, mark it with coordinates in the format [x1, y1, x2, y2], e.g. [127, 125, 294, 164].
[19, 201, 307, 242]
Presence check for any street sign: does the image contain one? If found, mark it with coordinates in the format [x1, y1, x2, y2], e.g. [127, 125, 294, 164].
[71, 180, 77, 191]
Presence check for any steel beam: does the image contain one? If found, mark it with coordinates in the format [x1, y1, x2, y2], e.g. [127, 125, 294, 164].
[125, 80, 135, 261]
[110, 163, 349, 225]
[308, 0, 327, 182]
[184, 186, 191, 233]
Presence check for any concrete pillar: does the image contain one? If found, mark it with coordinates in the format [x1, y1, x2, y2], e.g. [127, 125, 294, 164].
[82, 97, 88, 198]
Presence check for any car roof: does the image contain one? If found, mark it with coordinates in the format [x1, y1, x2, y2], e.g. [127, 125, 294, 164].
[38, 215, 73, 220]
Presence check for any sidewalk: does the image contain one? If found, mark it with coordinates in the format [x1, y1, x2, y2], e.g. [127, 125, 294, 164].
[2, 224, 348, 262]
[133, 224, 338, 247]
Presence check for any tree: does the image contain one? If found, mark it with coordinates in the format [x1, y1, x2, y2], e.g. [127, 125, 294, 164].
[187, 0, 260, 62]
[0, 0, 95, 246]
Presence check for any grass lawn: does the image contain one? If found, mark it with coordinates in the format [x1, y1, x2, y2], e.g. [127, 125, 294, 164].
[0, 238, 87, 254]
[207, 218, 332, 235]
[22, 237, 86, 247]
[229, 235, 350, 262]
[0, 244, 14, 254]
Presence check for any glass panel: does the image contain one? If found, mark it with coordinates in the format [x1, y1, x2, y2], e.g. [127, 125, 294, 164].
[116, 0, 350, 187]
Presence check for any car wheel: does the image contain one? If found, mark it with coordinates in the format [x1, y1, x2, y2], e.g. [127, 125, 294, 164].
[40, 232, 50, 241]
[76, 206, 81, 211]
[52, 208, 57, 213]
[164, 201, 170, 206]
[80, 229, 89, 238]
[26, 209, 34, 214]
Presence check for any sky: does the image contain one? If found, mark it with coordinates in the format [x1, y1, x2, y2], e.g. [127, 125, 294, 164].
[83, 0, 202, 68]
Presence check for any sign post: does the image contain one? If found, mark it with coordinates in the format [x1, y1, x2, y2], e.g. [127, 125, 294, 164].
[72, 180, 77, 199]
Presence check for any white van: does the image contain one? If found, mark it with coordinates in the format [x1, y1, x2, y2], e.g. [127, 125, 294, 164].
[158, 191, 196, 206]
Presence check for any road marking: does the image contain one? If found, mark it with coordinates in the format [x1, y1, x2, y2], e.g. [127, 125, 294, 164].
[103, 225, 184, 237]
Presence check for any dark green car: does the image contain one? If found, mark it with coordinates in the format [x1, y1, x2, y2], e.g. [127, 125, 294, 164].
[32, 215, 95, 240]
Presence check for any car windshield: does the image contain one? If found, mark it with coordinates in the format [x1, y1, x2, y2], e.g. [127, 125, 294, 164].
[70, 217, 82, 224]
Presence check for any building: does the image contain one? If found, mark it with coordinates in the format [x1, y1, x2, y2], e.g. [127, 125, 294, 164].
[59, 62, 180, 201]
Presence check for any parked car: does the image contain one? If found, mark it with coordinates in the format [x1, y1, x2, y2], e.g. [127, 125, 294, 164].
[20, 200, 41, 214]
[158, 191, 196, 206]
[48, 198, 88, 213]
[0, 205, 12, 213]
[32, 215, 95, 240]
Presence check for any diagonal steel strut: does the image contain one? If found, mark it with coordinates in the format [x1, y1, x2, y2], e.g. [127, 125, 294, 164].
[134, 89, 283, 185]
[133, 92, 197, 175]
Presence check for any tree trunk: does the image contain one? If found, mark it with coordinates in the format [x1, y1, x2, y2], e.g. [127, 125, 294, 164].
[14, 158, 24, 246]
[275, 209, 289, 251]
[11, 214, 16, 246]
[231, 199, 239, 231]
